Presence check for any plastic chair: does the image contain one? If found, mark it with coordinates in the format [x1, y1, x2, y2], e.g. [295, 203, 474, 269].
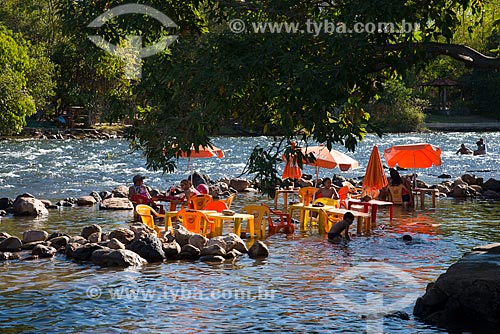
[298, 187, 316, 206]
[187, 194, 213, 210]
[135, 204, 163, 236]
[176, 209, 214, 237]
[220, 193, 236, 209]
[387, 185, 404, 205]
[261, 204, 294, 235]
[337, 186, 350, 209]
[240, 205, 270, 238]
[203, 200, 229, 213]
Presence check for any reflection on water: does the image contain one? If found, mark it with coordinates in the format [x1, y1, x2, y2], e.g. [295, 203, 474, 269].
[1, 135, 500, 333]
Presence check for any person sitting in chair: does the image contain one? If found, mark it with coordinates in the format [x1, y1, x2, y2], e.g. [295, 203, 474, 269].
[387, 168, 411, 207]
[128, 174, 152, 202]
[315, 177, 339, 199]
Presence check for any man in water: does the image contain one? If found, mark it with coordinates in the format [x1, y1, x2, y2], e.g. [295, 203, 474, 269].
[328, 212, 355, 243]
[474, 138, 486, 155]
[456, 143, 472, 155]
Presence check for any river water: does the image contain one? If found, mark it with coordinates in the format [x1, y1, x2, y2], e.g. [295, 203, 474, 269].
[1, 133, 500, 333]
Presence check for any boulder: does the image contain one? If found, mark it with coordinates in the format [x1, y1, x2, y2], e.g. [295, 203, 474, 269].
[108, 228, 135, 245]
[188, 234, 208, 250]
[483, 178, 500, 192]
[0, 197, 13, 210]
[22, 230, 49, 243]
[229, 178, 250, 192]
[21, 241, 46, 250]
[0, 251, 20, 261]
[162, 241, 181, 259]
[32, 244, 57, 258]
[449, 184, 474, 198]
[414, 244, 500, 330]
[222, 233, 247, 253]
[48, 236, 70, 249]
[0, 236, 22, 252]
[81, 224, 102, 240]
[88, 232, 102, 243]
[435, 184, 450, 195]
[68, 236, 88, 245]
[248, 240, 269, 259]
[180, 244, 201, 259]
[107, 238, 125, 250]
[77, 196, 97, 206]
[12, 196, 48, 216]
[72, 243, 107, 261]
[207, 237, 228, 252]
[201, 244, 226, 257]
[127, 235, 165, 263]
[482, 190, 500, 200]
[225, 249, 243, 260]
[112, 185, 129, 198]
[174, 225, 195, 247]
[460, 174, 477, 186]
[89, 191, 102, 202]
[99, 197, 133, 210]
[91, 249, 147, 267]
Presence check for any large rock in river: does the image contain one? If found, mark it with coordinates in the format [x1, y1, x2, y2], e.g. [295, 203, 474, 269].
[414, 243, 500, 331]
[12, 196, 48, 216]
[99, 197, 133, 210]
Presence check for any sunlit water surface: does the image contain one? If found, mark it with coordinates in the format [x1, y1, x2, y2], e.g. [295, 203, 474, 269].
[1, 133, 500, 333]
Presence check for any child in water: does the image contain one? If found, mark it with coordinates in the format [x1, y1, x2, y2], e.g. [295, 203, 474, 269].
[328, 212, 355, 243]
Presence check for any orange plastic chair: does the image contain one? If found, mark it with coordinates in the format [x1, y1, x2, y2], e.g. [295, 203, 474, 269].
[203, 200, 229, 213]
[135, 204, 163, 236]
[337, 186, 350, 209]
[220, 193, 236, 209]
[187, 194, 213, 210]
[261, 204, 294, 235]
[176, 209, 214, 237]
[298, 187, 316, 206]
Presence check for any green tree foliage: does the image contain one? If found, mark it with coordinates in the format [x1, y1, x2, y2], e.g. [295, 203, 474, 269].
[0, 26, 52, 135]
[369, 79, 426, 132]
[126, 0, 493, 193]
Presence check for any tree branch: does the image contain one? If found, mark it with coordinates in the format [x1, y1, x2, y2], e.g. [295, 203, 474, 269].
[381, 42, 500, 70]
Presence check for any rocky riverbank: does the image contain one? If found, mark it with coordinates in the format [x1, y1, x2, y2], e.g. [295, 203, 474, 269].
[414, 243, 500, 332]
[0, 223, 270, 267]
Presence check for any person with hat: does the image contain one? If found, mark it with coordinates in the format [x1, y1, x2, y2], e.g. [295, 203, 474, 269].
[128, 174, 152, 202]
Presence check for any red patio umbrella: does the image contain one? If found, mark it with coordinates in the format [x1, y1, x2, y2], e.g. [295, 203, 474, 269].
[362, 145, 388, 198]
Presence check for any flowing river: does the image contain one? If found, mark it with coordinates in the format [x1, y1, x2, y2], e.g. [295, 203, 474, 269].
[1, 132, 500, 333]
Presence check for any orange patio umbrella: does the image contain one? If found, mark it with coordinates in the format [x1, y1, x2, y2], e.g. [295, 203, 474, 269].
[362, 145, 388, 198]
[301, 145, 359, 201]
[383, 143, 441, 169]
[282, 142, 303, 181]
[383, 143, 441, 187]
[176, 144, 225, 182]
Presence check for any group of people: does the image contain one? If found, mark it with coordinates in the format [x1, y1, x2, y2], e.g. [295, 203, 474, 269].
[127, 174, 210, 206]
[327, 168, 413, 243]
[456, 138, 486, 156]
